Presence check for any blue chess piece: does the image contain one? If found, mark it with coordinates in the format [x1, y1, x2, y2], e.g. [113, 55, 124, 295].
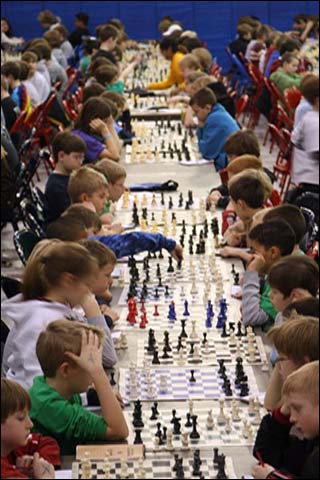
[216, 312, 225, 329]
[167, 303, 176, 322]
[205, 312, 212, 328]
[183, 300, 190, 317]
[207, 300, 214, 318]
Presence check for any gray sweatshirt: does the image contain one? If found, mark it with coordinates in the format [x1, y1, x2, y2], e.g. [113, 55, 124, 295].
[2, 294, 117, 390]
[242, 271, 270, 327]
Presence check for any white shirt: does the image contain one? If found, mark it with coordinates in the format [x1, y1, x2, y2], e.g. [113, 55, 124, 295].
[29, 71, 50, 103]
[291, 109, 319, 185]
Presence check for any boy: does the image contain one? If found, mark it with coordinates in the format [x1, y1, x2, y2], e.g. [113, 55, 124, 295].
[282, 297, 319, 320]
[253, 359, 319, 477]
[268, 256, 319, 318]
[1, 61, 31, 115]
[270, 52, 301, 96]
[1, 378, 59, 479]
[69, 12, 90, 48]
[147, 37, 185, 91]
[94, 24, 119, 65]
[29, 320, 129, 455]
[242, 218, 296, 328]
[43, 132, 87, 226]
[263, 204, 307, 253]
[190, 88, 239, 170]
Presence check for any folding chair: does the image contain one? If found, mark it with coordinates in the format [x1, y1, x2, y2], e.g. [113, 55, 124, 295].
[13, 229, 42, 265]
[1, 276, 22, 299]
[284, 87, 302, 112]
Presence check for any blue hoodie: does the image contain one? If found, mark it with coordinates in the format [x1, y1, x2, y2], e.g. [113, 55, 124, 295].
[197, 103, 240, 171]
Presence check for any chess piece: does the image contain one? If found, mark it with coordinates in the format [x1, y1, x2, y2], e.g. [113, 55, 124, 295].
[181, 430, 189, 449]
[81, 452, 91, 479]
[206, 410, 215, 430]
[166, 430, 174, 450]
[217, 399, 227, 425]
[103, 455, 111, 479]
[224, 416, 232, 434]
[137, 458, 146, 478]
[231, 400, 241, 422]
[189, 369, 196, 383]
[120, 332, 128, 349]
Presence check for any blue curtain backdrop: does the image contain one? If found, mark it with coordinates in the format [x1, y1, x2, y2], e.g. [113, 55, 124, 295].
[2, 1, 319, 70]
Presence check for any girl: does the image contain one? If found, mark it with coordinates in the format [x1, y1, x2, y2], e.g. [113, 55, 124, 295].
[2, 241, 117, 390]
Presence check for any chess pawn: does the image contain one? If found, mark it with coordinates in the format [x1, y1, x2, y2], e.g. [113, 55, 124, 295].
[206, 410, 215, 430]
[81, 452, 91, 479]
[120, 332, 128, 349]
[151, 194, 157, 207]
[180, 285, 186, 297]
[225, 416, 232, 434]
[142, 194, 148, 207]
[120, 458, 129, 479]
[229, 331, 236, 345]
[137, 458, 146, 478]
[103, 456, 111, 479]
[248, 398, 256, 416]
[181, 431, 189, 449]
[204, 341, 210, 356]
[166, 430, 174, 451]
[217, 399, 227, 425]
[190, 320, 198, 340]
[231, 400, 241, 422]
[178, 349, 186, 366]
[154, 435, 160, 450]
[248, 346, 256, 363]
[192, 345, 201, 362]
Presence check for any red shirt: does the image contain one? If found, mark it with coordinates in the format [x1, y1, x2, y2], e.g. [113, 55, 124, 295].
[1, 433, 60, 479]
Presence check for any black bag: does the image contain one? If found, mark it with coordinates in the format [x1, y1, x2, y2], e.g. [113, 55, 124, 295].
[129, 180, 179, 192]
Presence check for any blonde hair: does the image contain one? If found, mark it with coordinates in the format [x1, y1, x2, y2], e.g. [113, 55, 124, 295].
[179, 54, 201, 71]
[1, 379, 31, 423]
[36, 319, 105, 378]
[282, 361, 319, 405]
[192, 48, 213, 71]
[229, 168, 273, 202]
[184, 71, 207, 85]
[227, 155, 262, 177]
[93, 158, 127, 184]
[27, 239, 62, 265]
[79, 239, 117, 268]
[192, 75, 217, 93]
[22, 242, 98, 300]
[251, 207, 273, 229]
[268, 316, 319, 365]
[68, 166, 108, 203]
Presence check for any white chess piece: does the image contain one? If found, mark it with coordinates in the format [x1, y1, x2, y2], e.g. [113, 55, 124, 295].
[178, 349, 186, 366]
[190, 320, 198, 340]
[103, 456, 111, 479]
[154, 435, 160, 449]
[192, 345, 201, 362]
[206, 410, 215, 430]
[248, 397, 256, 416]
[120, 458, 129, 479]
[120, 332, 128, 349]
[225, 416, 232, 434]
[137, 457, 146, 478]
[231, 400, 241, 422]
[166, 430, 174, 451]
[81, 452, 91, 479]
[181, 430, 189, 449]
[217, 398, 227, 425]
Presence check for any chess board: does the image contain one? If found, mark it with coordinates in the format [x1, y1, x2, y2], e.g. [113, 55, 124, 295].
[119, 365, 260, 402]
[115, 208, 212, 228]
[136, 331, 268, 367]
[71, 452, 237, 479]
[126, 400, 265, 449]
[116, 300, 241, 331]
[116, 192, 206, 212]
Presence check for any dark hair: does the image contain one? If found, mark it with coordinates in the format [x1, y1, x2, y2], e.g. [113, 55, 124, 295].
[283, 297, 320, 319]
[300, 75, 319, 105]
[249, 219, 296, 256]
[228, 173, 266, 208]
[46, 216, 87, 241]
[1, 61, 20, 80]
[1, 17, 13, 37]
[29, 41, 52, 60]
[268, 256, 319, 297]
[82, 82, 105, 104]
[224, 130, 260, 158]
[76, 12, 89, 25]
[64, 204, 102, 232]
[52, 131, 86, 163]
[18, 61, 32, 81]
[75, 97, 111, 134]
[179, 37, 202, 52]
[282, 52, 297, 64]
[43, 29, 62, 48]
[94, 64, 118, 85]
[159, 37, 179, 53]
[107, 18, 124, 31]
[264, 204, 306, 244]
[254, 25, 270, 40]
[279, 39, 300, 56]
[98, 24, 119, 43]
[294, 14, 309, 24]
[190, 87, 217, 108]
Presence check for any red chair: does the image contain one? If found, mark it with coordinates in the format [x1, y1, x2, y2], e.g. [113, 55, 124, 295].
[284, 86, 302, 111]
[268, 189, 282, 206]
[276, 104, 294, 131]
[9, 110, 28, 135]
[235, 94, 249, 122]
[62, 73, 78, 100]
[268, 124, 292, 197]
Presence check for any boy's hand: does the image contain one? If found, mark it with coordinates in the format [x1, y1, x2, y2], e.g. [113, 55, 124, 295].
[65, 330, 103, 375]
[207, 191, 222, 207]
[100, 304, 120, 323]
[16, 455, 33, 475]
[247, 254, 266, 273]
[220, 246, 238, 258]
[32, 453, 55, 479]
[115, 391, 125, 409]
[90, 118, 108, 136]
[252, 464, 274, 478]
[111, 223, 125, 234]
[170, 244, 184, 262]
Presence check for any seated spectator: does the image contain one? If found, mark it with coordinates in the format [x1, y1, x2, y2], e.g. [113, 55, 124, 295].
[270, 52, 302, 96]
[28, 40, 68, 90]
[93, 24, 118, 65]
[294, 73, 318, 126]
[37, 10, 60, 31]
[1, 75, 20, 135]
[1, 61, 31, 115]
[53, 24, 75, 62]
[69, 12, 90, 48]
[229, 23, 253, 58]
[21, 51, 50, 103]
[245, 25, 270, 64]
[18, 61, 41, 108]
[43, 30, 68, 69]
[190, 87, 239, 170]
[192, 48, 213, 73]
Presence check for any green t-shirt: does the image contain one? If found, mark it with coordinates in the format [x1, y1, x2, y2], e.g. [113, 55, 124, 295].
[101, 200, 112, 215]
[106, 80, 125, 95]
[29, 376, 107, 455]
[260, 281, 278, 332]
[80, 55, 90, 76]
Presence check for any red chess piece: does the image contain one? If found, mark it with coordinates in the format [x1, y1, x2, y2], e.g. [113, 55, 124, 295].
[127, 298, 137, 325]
[139, 312, 148, 329]
[154, 305, 159, 316]
[140, 299, 146, 313]
[133, 299, 138, 315]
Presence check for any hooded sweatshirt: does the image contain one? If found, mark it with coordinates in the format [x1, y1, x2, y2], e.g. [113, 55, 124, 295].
[2, 294, 117, 390]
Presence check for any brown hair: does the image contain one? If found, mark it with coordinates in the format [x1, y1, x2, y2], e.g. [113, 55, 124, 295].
[2, 61, 20, 80]
[43, 29, 62, 49]
[268, 316, 319, 364]
[192, 48, 213, 71]
[300, 74, 319, 106]
[82, 83, 105, 104]
[224, 130, 260, 158]
[249, 219, 296, 256]
[227, 155, 262, 176]
[22, 242, 98, 300]
[179, 53, 201, 71]
[18, 61, 32, 81]
[282, 52, 297, 64]
[98, 24, 119, 43]
[38, 10, 58, 26]
[21, 51, 38, 64]
[94, 64, 118, 86]
[75, 97, 111, 134]
[46, 216, 88, 242]
[264, 204, 306, 243]
[1, 75, 9, 91]
[1, 379, 31, 423]
[89, 56, 114, 77]
[190, 87, 217, 108]
[192, 75, 217, 93]
[52, 131, 86, 163]
[36, 319, 105, 378]
[229, 169, 272, 207]
[282, 361, 319, 404]
[79, 239, 116, 268]
[100, 96, 119, 119]
[68, 166, 108, 203]
[93, 158, 127, 184]
[53, 24, 69, 40]
[63, 204, 102, 232]
[100, 90, 126, 109]
[29, 40, 52, 60]
[184, 71, 207, 85]
[237, 23, 253, 39]
[268, 256, 319, 297]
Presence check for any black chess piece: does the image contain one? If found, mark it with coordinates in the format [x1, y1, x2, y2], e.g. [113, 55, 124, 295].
[189, 370, 196, 383]
[162, 345, 170, 359]
[163, 426, 168, 441]
[180, 320, 188, 338]
[152, 350, 161, 365]
[185, 413, 193, 428]
[150, 405, 158, 420]
[218, 359, 226, 375]
[190, 415, 200, 439]
[202, 332, 208, 345]
[173, 417, 182, 435]
[167, 257, 174, 273]
[134, 428, 143, 445]
[164, 331, 172, 352]
[110, 370, 116, 386]
[158, 249, 164, 259]
[164, 285, 170, 297]
[177, 336, 183, 352]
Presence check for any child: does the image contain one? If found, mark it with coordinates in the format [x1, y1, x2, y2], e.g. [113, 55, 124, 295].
[82, 82, 105, 104]
[2, 242, 117, 389]
[53, 25, 74, 63]
[63, 204, 103, 234]
[229, 23, 253, 57]
[43, 131, 87, 226]
[2, 61, 31, 115]
[282, 297, 319, 320]
[190, 87, 240, 170]
[68, 12, 90, 48]
[263, 204, 307, 252]
[1, 378, 59, 479]
[46, 216, 92, 241]
[29, 320, 129, 455]
[223, 169, 273, 246]
[147, 37, 185, 91]
[192, 48, 213, 73]
[245, 25, 270, 64]
[1, 75, 20, 145]
[67, 165, 110, 220]
[270, 52, 302, 96]
[21, 51, 50, 103]
[72, 97, 120, 162]
[94, 24, 119, 65]
[177, 54, 201, 87]
[37, 10, 60, 31]
[100, 90, 133, 140]
[268, 255, 319, 319]
[43, 30, 68, 69]
[28, 40, 68, 90]
[18, 61, 41, 108]
[242, 218, 296, 328]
